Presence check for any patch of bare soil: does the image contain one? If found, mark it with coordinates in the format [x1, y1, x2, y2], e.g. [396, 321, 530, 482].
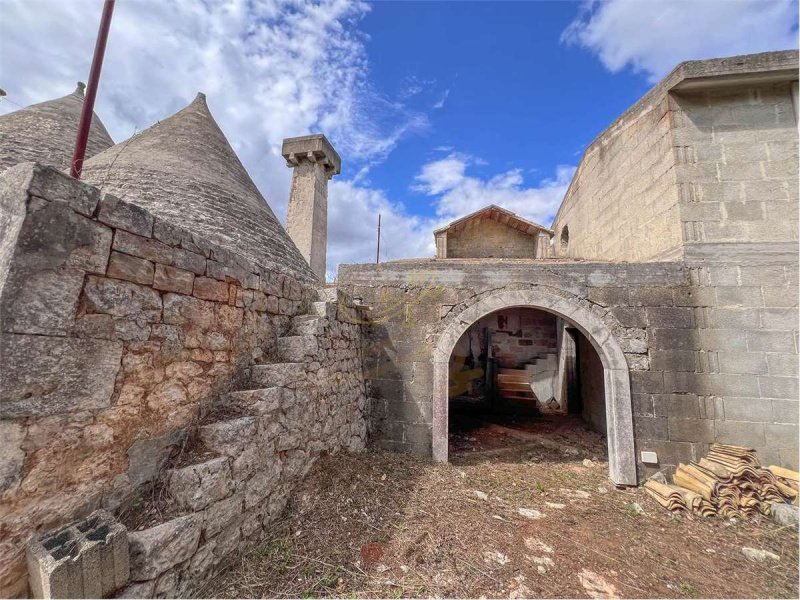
[202, 430, 798, 599]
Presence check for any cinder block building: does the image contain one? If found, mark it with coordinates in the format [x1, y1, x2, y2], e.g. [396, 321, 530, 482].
[339, 50, 799, 485]
[0, 50, 797, 597]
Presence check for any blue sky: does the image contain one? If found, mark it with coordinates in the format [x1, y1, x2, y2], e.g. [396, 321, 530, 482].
[1, 0, 797, 278]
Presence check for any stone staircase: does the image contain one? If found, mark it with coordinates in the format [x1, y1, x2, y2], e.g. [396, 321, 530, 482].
[121, 298, 345, 597]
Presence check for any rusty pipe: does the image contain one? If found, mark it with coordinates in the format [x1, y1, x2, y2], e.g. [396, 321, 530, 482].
[70, 0, 116, 179]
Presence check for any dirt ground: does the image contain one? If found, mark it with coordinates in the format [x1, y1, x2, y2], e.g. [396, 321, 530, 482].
[202, 418, 799, 599]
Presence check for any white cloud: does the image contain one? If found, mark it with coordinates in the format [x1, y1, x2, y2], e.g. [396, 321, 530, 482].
[1, 1, 426, 206]
[327, 179, 435, 280]
[414, 153, 574, 227]
[562, 0, 798, 82]
[0, 0, 437, 280]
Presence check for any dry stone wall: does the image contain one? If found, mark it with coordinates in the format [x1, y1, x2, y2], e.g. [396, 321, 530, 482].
[0, 164, 367, 598]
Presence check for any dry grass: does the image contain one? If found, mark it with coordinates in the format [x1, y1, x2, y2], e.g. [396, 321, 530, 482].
[201, 425, 798, 599]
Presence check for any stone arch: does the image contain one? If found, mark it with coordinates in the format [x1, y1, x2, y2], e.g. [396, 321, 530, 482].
[432, 288, 637, 486]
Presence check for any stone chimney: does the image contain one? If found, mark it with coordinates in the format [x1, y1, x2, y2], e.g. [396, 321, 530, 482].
[282, 134, 341, 281]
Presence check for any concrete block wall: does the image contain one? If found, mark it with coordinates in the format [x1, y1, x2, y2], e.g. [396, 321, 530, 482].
[551, 90, 683, 262]
[672, 81, 798, 248]
[445, 218, 539, 259]
[0, 164, 367, 597]
[338, 257, 798, 477]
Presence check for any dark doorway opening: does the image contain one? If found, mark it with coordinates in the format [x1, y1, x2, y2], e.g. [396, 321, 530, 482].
[447, 307, 606, 456]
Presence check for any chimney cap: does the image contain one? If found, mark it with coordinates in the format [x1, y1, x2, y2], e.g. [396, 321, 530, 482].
[281, 133, 341, 175]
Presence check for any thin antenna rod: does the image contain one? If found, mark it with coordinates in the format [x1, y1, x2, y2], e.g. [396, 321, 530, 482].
[376, 213, 381, 264]
[70, 0, 116, 179]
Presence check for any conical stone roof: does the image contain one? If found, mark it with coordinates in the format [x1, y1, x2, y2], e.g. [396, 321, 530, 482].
[82, 93, 315, 280]
[0, 84, 114, 173]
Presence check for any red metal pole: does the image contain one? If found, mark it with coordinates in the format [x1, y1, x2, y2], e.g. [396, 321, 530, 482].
[70, 0, 116, 179]
[376, 213, 381, 264]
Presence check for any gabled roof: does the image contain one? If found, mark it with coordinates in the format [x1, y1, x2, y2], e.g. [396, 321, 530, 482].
[0, 83, 114, 174]
[434, 205, 553, 236]
[81, 93, 315, 280]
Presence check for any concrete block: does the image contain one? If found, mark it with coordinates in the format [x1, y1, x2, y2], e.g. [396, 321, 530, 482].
[709, 308, 760, 329]
[717, 351, 768, 375]
[629, 287, 674, 306]
[652, 328, 698, 350]
[714, 286, 763, 307]
[634, 416, 668, 441]
[760, 307, 798, 329]
[672, 286, 716, 307]
[26, 510, 129, 599]
[646, 307, 694, 328]
[747, 330, 796, 352]
[720, 200, 765, 221]
[715, 420, 766, 447]
[97, 194, 154, 237]
[653, 394, 702, 419]
[668, 418, 715, 443]
[765, 423, 799, 448]
[696, 328, 747, 350]
[772, 399, 799, 424]
[759, 376, 799, 399]
[630, 371, 664, 394]
[740, 265, 786, 286]
[761, 286, 797, 307]
[650, 350, 698, 372]
[722, 397, 773, 422]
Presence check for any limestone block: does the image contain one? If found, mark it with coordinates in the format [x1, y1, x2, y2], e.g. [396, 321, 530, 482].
[227, 387, 283, 415]
[277, 335, 318, 361]
[204, 493, 243, 537]
[0, 421, 24, 493]
[112, 230, 174, 265]
[83, 275, 162, 322]
[153, 569, 179, 598]
[107, 251, 155, 286]
[127, 514, 201, 581]
[2, 268, 84, 335]
[97, 194, 154, 237]
[27, 166, 100, 217]
[116, 580, 155, 598]
[244, 457, 283, 510]
[210, 523, 240, 567]
[250, 363, 307, 388]
[162, 293, 216, 328]
[168, 457, 233, 511]
[171, 247, 207, 275]
[193, 277, 229, 302]
[27, 510, 129, 599]
[1, 334, 123, 418]
[127, 430, 187, 488]
[198, 417, 257, 457]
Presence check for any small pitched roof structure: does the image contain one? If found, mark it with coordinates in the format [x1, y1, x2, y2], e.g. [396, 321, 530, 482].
[434, 205, 553, 236]
[82, 93, 315, 280]
[0, 83, 114, 174]
[433, 205, 553, 259]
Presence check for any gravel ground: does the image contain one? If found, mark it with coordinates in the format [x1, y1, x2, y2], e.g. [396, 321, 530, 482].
[202, 421, 799, 599]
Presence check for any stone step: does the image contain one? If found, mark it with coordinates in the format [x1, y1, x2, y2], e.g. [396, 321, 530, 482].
[167, 456, 232, 512]
[198, 416, 257, 457]
[225, 387, 285, 415]
[276, 335, 318, 362]
[291, 314, 326, 335]
[310, 301, 336, 319]
[250, 362, 306, 388]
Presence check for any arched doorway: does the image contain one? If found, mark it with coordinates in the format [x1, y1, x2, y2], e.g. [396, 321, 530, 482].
[432, 289, 636, 486]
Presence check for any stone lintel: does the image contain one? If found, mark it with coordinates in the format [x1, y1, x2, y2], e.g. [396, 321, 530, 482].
[281, 134, 341, 177]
